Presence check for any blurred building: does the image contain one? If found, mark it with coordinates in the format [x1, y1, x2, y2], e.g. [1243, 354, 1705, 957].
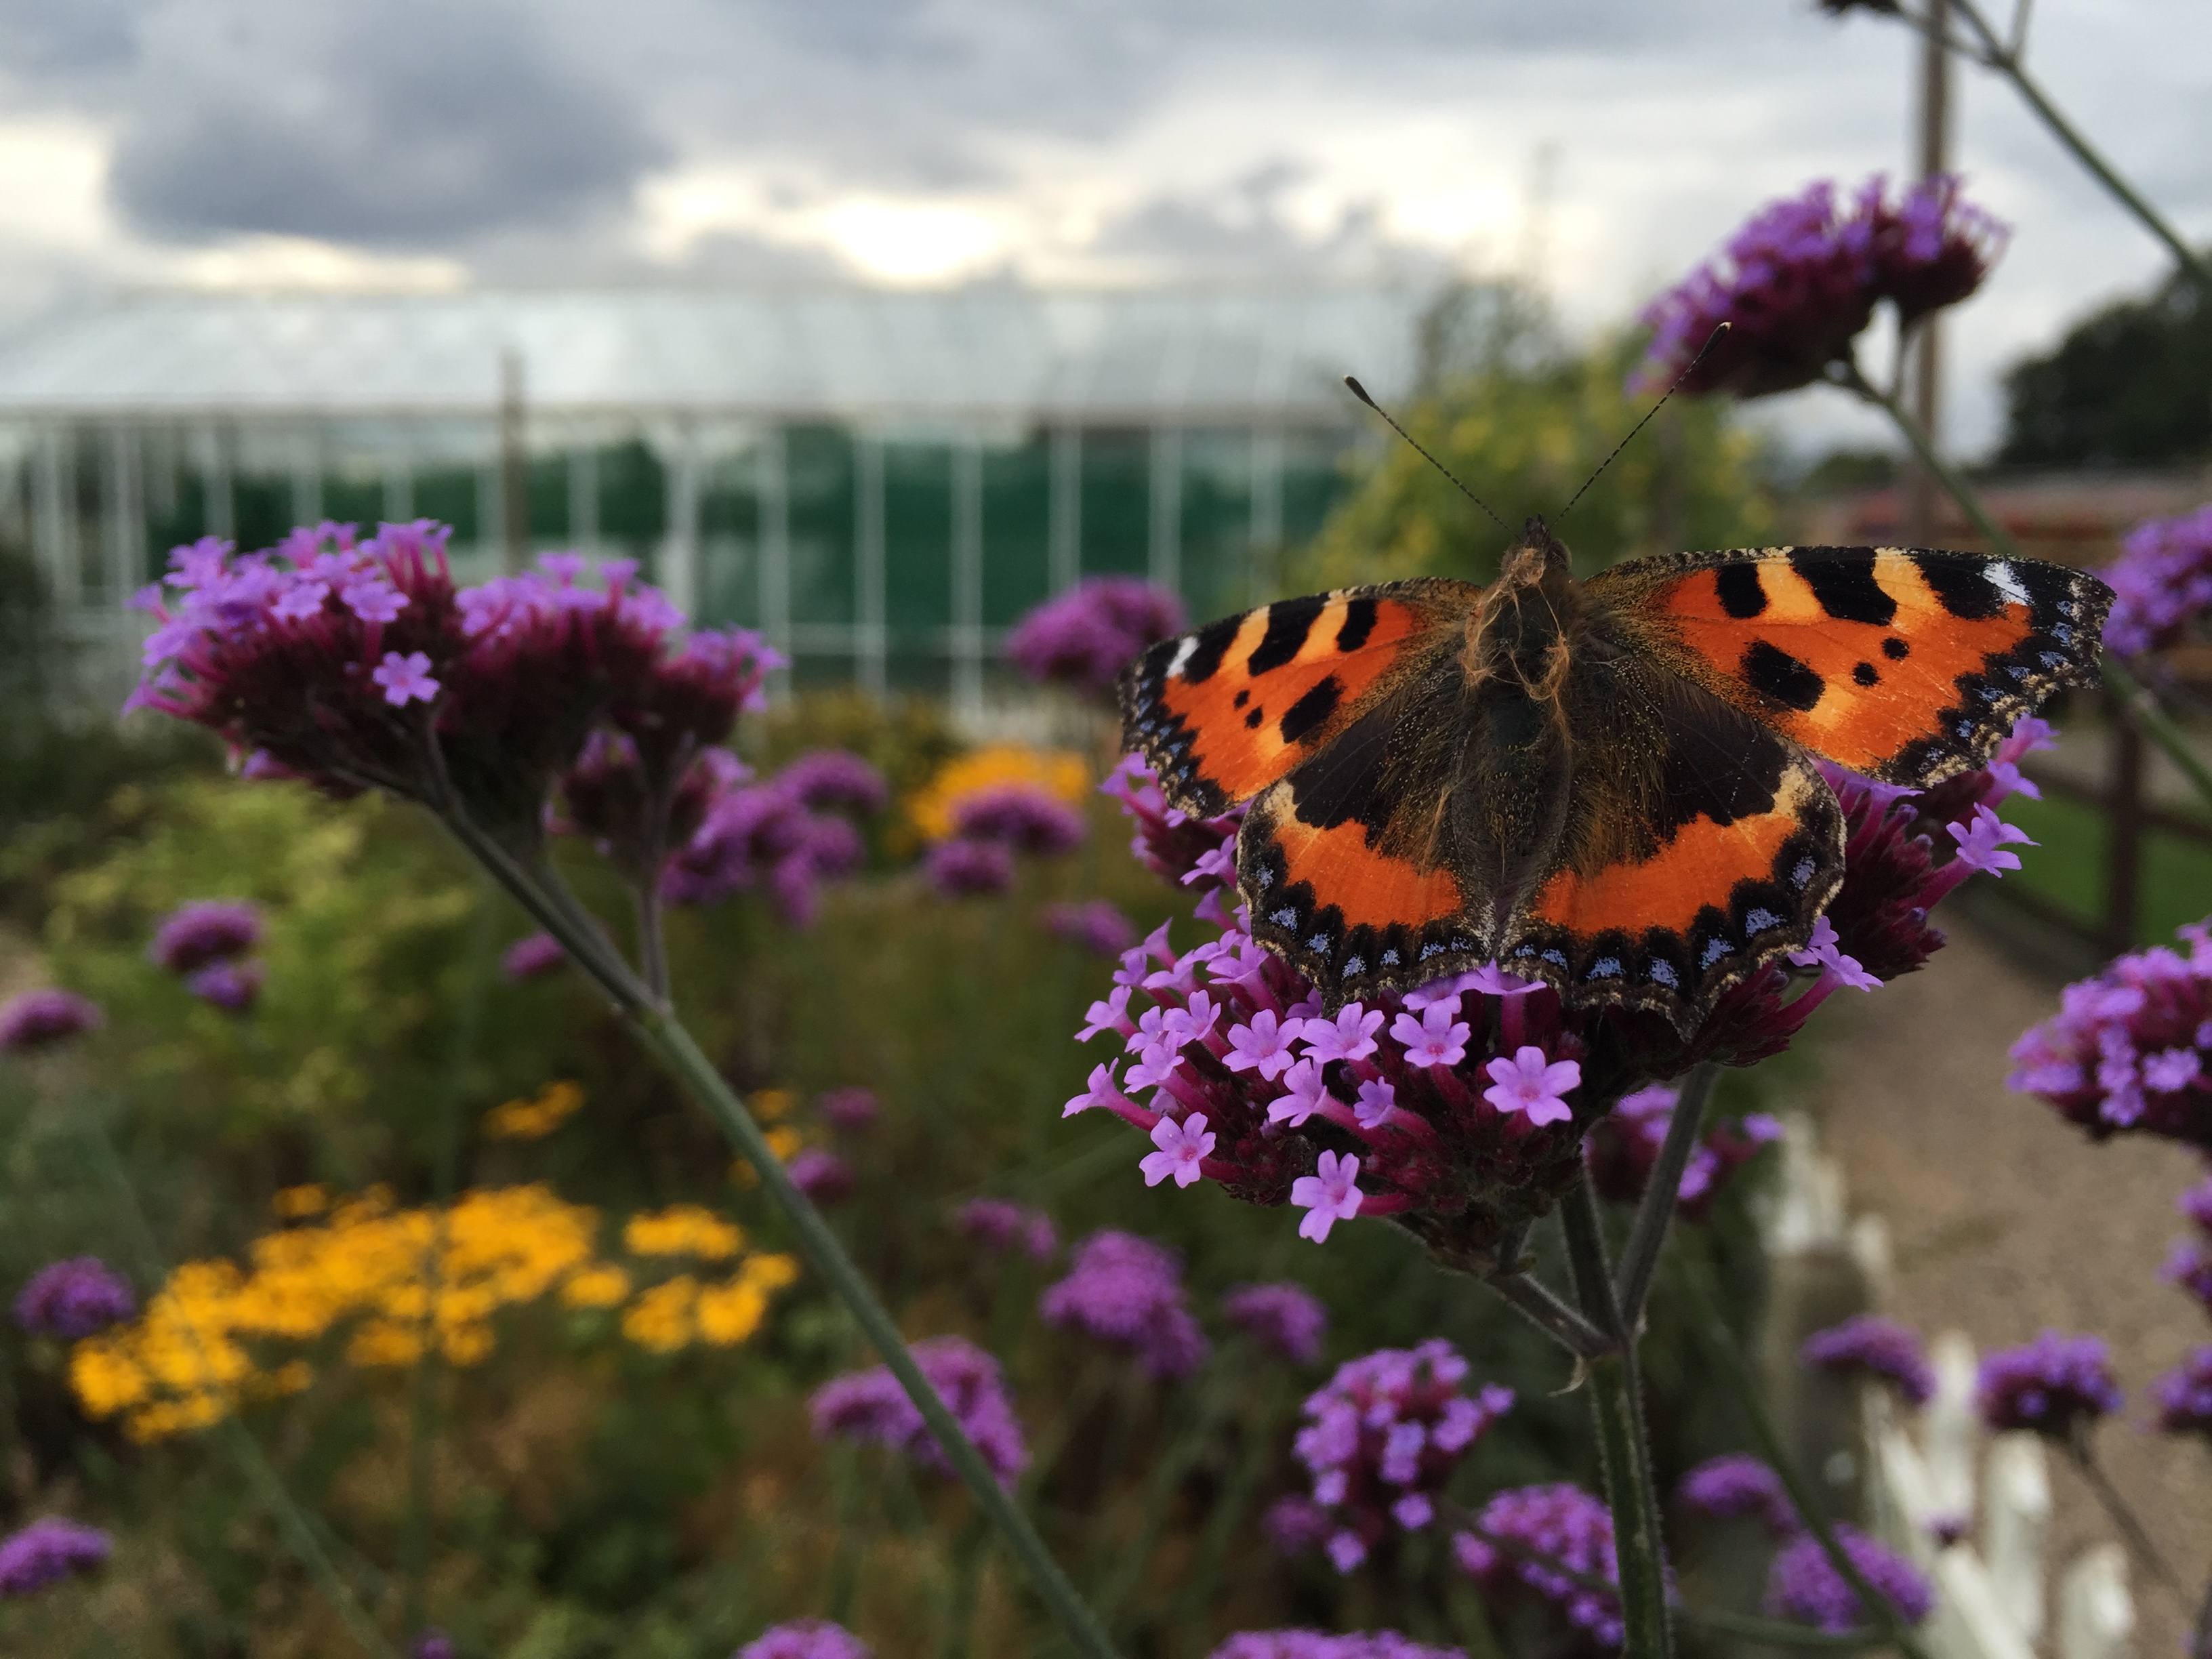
[0, 286, 1425, 710]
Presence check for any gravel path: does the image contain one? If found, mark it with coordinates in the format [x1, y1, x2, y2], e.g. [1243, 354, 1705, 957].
[1810, 918, 2211, 1652]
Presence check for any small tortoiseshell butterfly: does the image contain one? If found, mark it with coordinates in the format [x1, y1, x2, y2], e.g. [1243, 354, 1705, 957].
[1120, 520, 2113, 1032]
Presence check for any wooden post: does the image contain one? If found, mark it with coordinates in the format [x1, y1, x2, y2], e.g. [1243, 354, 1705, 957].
[2105, 693, 2146, 955]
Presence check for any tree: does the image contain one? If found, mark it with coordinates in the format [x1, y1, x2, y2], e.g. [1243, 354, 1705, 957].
[1998, 265, 2212, 468]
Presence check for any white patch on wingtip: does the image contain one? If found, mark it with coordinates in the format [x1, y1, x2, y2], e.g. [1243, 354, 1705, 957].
[1168, 636, 1198, 677]
[1986, 560, 2031, 607]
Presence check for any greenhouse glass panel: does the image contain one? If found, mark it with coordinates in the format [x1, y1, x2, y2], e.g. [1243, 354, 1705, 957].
[981, 434, 1050, 628]
[1078, 426, 1147, 579]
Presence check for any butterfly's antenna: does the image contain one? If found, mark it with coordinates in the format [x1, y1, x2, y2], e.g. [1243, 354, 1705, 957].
[1343, 375, 1509, 533]
[1558, 321, 1732, 522]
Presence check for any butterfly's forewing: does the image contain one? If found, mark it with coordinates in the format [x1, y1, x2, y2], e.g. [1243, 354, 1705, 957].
[1588, 545, 2112, 785]
[1118, 579, 1473, 819]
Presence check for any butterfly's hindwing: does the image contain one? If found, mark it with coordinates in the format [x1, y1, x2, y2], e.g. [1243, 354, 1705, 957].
[1589, 545, 2112, 785]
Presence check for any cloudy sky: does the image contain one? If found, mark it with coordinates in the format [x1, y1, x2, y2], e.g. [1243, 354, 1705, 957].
[0, 0, 2205, 456]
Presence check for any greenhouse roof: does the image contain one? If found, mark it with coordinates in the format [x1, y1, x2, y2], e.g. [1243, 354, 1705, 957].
[0, 285, 1426, 424]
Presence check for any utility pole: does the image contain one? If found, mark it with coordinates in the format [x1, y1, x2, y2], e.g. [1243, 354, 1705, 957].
[499, 348, 530, 574]
[1902, 0, 1952, 546]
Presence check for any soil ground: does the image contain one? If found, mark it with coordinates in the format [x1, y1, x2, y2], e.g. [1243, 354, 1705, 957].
[1809, 912, 2211, 1653]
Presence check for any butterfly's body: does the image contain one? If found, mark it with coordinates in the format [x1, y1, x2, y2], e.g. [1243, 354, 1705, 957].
[1122, 521, 2111, 1032]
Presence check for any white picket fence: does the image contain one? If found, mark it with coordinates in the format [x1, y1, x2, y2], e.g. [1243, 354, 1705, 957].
[1758, 1115, 2135, 1659]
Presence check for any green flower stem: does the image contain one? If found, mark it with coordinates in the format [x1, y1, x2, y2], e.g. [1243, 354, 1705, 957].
[1838, 359, 2212, 818]
[1560, 1183, 1672, 1659]
[1612, 1063, 1717, 1329]
[86, 1120, 405, 1659]
[1679, 1261, 1938, 1659]
[2068, 1438, 2184, 1594]
[1946, 0, 2212, 295]
[630, 1008, 1121, 1659]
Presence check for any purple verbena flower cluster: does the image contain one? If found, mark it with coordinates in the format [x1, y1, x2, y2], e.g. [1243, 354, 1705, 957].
[1292, 1340, 1513, 1570]
[1038, 899, 1142, 958]
[411, 1631, 456, 1659]
[0, 1517, 111, 1597]
[1765, 1525, 1933, 1633]
[0, 989, 102, 1054]
[131, 527, 778, 848]
[2101, 505, 2212, 658]
[949, 785, 1086, 856]
[807, 1334, 1027, 1488]
[735, 1620, 872, 1659]
[1975, 1330, 2124, 1439]
[501, 932, 568, 983]
[1800, 1315, 1938, 1406]
[1223, 1282, 1328, 1364]
[2009, 919, 2212, 1145]
[2152, 1345, 2212, 1438]
[1584, 1082, 1782, 1221]
[951, 1199, 1058, 1263]
[1675, 1454, 1797, 1536]
[657, 749, 882, 925]
[1039, 1230, 1208, 1379]
[924, 838, 1016, 897]
[788, 1148, 855, 1205]
[816, 1087, 879, 1133]
[14, 1256, 136, 1339]
[1208, 1633, 1464, 1659]
[1637, 173, 2006, 398]
[148, 899, 261, 973]
[1004, 577, 1187, 700]
[1453, 1484, 1622, 1650]
[2164, 1174, 2212, 1315]
[1071, 742, 2033, 1269]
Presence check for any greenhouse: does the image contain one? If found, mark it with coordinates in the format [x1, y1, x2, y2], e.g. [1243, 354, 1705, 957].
[0, 285, 1425, 709]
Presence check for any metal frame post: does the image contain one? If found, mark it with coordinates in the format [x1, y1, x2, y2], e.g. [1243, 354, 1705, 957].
[855, 431, 886, 697]
[663, 422, 702, 623]
[102, 424, 144, 602]
[1149, 424, 1183, 599]
[567, 444, 598, 554]
[952, 434, 984, 724]
[1049, 423, 1081, 593]
[759, 424, 792, 698]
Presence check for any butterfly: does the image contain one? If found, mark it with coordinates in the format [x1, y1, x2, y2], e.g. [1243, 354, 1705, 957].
[1119, 520, 2113, 1033]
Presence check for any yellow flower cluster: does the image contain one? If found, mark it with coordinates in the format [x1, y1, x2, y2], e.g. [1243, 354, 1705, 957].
[482, 1079, 586, 1140]
[730, 1089, 808, 1189]
[905, 745, 1089, 842]
[70, 1183, 799, 1441]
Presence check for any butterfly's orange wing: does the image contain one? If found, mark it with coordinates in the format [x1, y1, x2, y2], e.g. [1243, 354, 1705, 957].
[1587, 545, 2112, 785]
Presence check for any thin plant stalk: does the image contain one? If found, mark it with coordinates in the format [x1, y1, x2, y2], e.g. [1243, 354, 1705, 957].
[1836, 359, 2212, 817]
[431, 811, 1122, 1659]
[2068, 1439, 2184, 1594]
[1613, 1063, 1717, 1328]
[1678, 1259, 1938, 1659]
[85, 1119, 405, 1659]
[1559, 1182, 1671, 1659]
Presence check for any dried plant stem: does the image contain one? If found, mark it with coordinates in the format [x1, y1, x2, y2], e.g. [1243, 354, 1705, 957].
[1560, 1182, 1672, 1659]
[1838, 359, 2212, 818]
[1614, 1063, 1717, 1327]
[1679, 1261, 1939, 1659]
[2069, 1439, 2184, 1595]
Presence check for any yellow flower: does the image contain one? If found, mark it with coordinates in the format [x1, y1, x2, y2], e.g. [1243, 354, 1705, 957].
[750, 1088, 795, 1123]
[695, 1280, 767, 1347]
[906, 745, 1088, 842]
[621, 1277, 698, 1353]
[623, 1205, 745, 1261]
[560, 1265, 631, 1309]
[483, 1080, 586, 1140]
[271, 1184, 329, 1221]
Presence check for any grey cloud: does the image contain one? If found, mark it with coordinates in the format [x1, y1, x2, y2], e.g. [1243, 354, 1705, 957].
[107, 1, 666, 246]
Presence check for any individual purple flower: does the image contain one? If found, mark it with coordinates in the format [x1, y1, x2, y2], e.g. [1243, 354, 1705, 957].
[410, 1631, 457, 1659]
[2152, 1346, 2212, 1438]
[951, 1199, 1057, 1263]
[808, 1334, 1027, 1488]
[1480, 1046, 1578, 1125]
[816, 1087, 878, 1133]
[371, 649, 440, 706]
[788, 1148, 855, 1205]
[1294, 1340, 1513, 1570]
[1208, 1633, 1462, 1659]
[14, 1257, 136, 1338]
[1454, 1484, 1622, 1649]
[2102, 505, 2212, 658]
[735, 1619, 873, 1659]
[501, 932, 567, 983]
[1263, 1494, 1335, 1557]
[1006, 577, 1187, 699]
[1636, 173, 2005, 398]
[2009, 921, 2212, 1145]
[1801, 1315, 1938, 1406]
[1765, 1525, 1933, 1633]
[185, 958, 264, 1013]
[1976, 1331, 2124, 1439]
[0, 1517, 111, 1597]
[1142, 1111, 1216, 1187]
[1223, 1282, 1328, 1364]
[1039, 1230, 1208, 1380]
[949, 785, 1086, 857]
[1675, 1454, 1797, 1536]
[1947, 804, 2034, 876]
[148, 899, 262, 974]
[1290, 1152, 1366, 1244]
[0, 989, 102, 1054]
[1038, 899, 1141, 958]
[1585, 1082, 1782, 1221]
[924, 838, 1015, 897]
